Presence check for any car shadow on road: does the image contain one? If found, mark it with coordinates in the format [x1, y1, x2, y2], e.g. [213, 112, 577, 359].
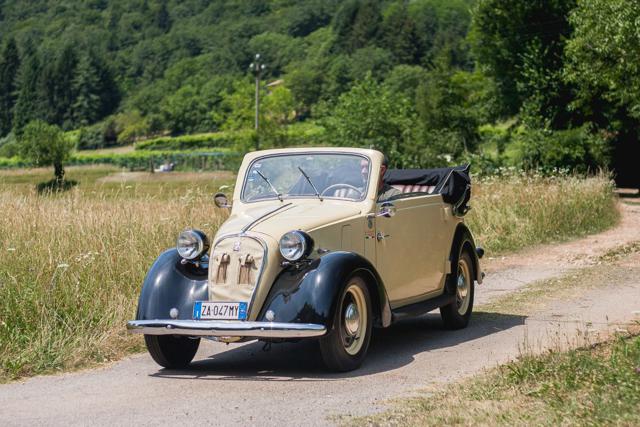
[150, 311, 526, 381]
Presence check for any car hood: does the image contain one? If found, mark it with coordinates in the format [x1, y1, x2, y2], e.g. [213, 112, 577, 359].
[214, 201, 363, 242]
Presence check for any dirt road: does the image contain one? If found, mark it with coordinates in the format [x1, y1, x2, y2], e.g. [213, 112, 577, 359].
[1, 202, 639, 426]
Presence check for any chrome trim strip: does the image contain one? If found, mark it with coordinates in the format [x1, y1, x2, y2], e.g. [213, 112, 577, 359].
[211, 233, 268, 319]
[127, 320, 326, 338]
[241, 202, 293, 233]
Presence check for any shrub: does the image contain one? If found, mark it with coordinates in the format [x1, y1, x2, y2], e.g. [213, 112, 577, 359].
[0, 132, 19, 158]
[516, 125, 610, 173]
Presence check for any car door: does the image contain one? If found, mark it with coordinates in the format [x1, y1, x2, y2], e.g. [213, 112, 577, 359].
[374, 194, 450, 307]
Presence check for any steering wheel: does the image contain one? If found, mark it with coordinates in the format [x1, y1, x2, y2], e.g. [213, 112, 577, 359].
[320, 183, 363, 198]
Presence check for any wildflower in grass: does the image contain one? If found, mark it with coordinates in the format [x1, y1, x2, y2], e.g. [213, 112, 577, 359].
[56, 263, 69, 269]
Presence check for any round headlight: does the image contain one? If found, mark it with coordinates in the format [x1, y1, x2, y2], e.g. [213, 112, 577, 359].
[279, 230, 313, 261]
[177, 229, 209, 260]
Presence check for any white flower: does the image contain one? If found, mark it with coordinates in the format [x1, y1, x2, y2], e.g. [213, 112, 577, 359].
[57, 263, 70, 269]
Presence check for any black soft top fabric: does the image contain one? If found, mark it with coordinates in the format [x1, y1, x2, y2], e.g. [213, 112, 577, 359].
[383, 164, 471, 208]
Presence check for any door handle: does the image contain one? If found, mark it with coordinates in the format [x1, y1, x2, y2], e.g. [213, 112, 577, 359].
[376, 232, 390, 241]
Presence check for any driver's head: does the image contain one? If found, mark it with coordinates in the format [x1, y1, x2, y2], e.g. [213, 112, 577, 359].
[360, 158, 369, 184]
[379, 155, 389, 191]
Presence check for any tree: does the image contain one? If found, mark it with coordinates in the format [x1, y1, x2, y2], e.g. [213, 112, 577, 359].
[71, 55, 101, 127]
[19, 120, 74, 184]
[564, 0, 640, 120]
[333, 0, 382, 53]
[563, 0, 640, 187]
[383, 65, 428, 101]
[160, 85, 211, 134]
[286, 60, 324, 116]
[0, 37, 20, 136]
[155, 0, 172, 33]
[322, 74, 415, 166]
[380, 1, 419, 64]
[53, 44, 79, 128]
[470, 0, 576, 118]
[12, 52, 44, 137]
[263, 85, 296, 125]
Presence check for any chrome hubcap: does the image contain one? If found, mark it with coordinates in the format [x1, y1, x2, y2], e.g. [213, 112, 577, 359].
[340, 281, 368, 356]
[456, 260, 471, 315]
[457, 271, 468, 300]
[344, 303, 360, 336]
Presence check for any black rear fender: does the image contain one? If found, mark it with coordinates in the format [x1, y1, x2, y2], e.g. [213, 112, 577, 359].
[450, 224, 482, 285]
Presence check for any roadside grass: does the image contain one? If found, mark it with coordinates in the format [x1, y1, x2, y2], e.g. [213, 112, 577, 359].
[0, 169, 232, 381]
[352, 249, 640, 426]
[0, 167, 620, 381]
[468, 172, 619, 254]
[352, 330, 640, 426]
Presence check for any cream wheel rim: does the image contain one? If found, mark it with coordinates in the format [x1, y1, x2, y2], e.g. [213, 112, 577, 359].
[340, 282, 367, 356]
[456, 258, 471, 315]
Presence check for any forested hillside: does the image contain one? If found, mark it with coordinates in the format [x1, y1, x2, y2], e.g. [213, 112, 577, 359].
[0, 0, 638, 184]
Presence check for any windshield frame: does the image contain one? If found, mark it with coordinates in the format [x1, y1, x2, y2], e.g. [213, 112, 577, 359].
[240, 151, 372, 203]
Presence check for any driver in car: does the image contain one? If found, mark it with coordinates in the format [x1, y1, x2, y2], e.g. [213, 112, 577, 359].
[360, 156, 400, 202]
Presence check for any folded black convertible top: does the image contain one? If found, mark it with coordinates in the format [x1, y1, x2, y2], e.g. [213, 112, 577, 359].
[383, 164, 471, 214]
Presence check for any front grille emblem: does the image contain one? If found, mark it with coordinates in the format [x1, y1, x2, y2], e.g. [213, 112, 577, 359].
[233, 241, 241, 251]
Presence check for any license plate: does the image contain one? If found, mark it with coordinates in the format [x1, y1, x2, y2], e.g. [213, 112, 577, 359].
[193, 301, 247, 320]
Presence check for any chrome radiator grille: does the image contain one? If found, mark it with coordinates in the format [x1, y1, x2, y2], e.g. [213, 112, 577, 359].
[207, 236, 266, 308]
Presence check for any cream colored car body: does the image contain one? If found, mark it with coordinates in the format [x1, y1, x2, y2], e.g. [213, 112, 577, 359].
[208, 147, 474, 321]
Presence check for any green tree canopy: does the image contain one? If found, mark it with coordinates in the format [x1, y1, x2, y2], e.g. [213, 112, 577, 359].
[322, 74, 414, 166]
[19, 120, 74, 182]
[564, 0, 640, 120]
[471, 0, 576, 120]
[0, 37, 19, 136]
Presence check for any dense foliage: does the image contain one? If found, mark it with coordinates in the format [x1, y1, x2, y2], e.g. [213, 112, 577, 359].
[0, 0, 638, 179]
[19, 120, 74, 182]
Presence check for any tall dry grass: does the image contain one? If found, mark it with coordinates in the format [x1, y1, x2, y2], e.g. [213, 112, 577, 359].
[468, 172, 619, 254]
[0, 171, 618, 381]
[0, 186, 225, 380]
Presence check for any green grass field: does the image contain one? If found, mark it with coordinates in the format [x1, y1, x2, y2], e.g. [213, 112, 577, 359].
[354, 330, 640, 426]
[0, 166, 619, 381]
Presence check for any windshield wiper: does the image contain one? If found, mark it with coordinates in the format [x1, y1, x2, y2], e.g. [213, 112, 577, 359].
[255, 170, 283, 201]
[297, 167, 323, 201]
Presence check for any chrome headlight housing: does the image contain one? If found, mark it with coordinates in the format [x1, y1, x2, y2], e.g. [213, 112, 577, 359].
[176, 229, 210, 260]
[279, 230, 314, 261]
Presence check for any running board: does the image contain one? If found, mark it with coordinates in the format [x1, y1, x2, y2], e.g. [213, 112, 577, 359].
[391, 293, 455, 323]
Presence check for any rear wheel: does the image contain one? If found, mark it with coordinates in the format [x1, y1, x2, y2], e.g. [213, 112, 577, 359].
[319, 276, 373, 372]
[144, 335, 200, 369]
[440, 249, 475, 329]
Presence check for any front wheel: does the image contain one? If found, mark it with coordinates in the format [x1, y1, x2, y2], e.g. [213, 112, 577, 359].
[440, 250, 475, 329]
[144, 335, 200, 369]
[319, 276, 373, 372]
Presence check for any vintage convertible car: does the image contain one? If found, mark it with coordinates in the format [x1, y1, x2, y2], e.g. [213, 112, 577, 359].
[127, 148, 483, 371]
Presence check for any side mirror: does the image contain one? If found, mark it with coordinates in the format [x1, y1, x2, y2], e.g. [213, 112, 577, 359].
[214, 192, 232, 209]
[378, 202, 396, 218]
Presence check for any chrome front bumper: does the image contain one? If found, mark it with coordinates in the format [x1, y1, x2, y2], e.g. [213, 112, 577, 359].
[127, 319, 327, 339]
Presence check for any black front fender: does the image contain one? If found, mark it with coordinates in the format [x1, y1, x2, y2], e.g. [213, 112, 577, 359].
[135, 249, 209, 321]
[256, 251, 391, 329]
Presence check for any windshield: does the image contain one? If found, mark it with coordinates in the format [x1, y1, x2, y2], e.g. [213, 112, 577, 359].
[242, 153, 371, 202]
